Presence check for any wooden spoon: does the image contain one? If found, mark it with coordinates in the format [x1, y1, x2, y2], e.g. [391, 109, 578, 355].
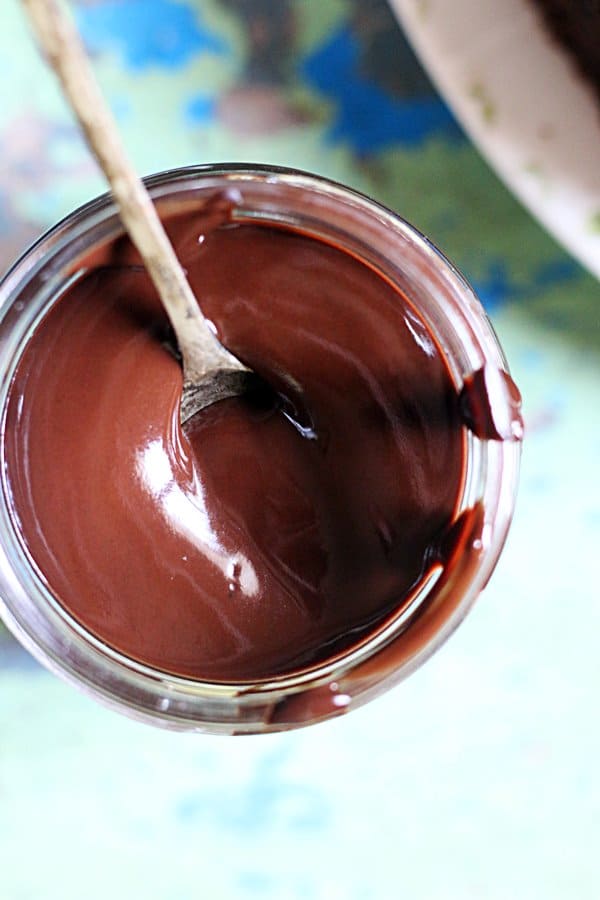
[21, 0, 251, 423]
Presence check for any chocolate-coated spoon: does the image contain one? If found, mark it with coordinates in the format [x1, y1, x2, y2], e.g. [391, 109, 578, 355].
[21, 0, 251, 423]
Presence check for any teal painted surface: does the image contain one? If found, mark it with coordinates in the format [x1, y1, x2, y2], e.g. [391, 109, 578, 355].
[1, 1, 599, 897]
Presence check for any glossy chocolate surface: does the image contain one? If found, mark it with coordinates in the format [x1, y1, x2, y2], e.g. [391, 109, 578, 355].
[3, 206, 465, 682]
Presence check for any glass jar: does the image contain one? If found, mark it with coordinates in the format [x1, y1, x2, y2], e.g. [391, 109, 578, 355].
[0, 164, 522, 734]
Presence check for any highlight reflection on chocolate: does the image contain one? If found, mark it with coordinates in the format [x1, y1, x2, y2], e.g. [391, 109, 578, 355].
[3, 202, 467, 683]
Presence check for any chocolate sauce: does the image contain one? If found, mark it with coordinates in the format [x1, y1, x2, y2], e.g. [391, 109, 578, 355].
[3, 205, 468, 682]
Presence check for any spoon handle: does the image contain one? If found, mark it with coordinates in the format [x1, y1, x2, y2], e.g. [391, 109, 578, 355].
[21, 0, 245, 383]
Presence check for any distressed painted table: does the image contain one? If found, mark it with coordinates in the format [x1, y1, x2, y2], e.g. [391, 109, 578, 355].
[1, 2, 599, 898]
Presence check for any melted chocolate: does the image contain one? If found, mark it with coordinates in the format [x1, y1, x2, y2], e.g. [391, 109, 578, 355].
[460, 366, 523, 442]
[3, 208, 467, 682]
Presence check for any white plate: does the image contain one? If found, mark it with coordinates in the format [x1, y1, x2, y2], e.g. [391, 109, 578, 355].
[389, 0, 600, 280]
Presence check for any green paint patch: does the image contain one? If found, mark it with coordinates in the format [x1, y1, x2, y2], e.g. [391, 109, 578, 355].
[469, 81, 496, 125]
[416, 0, 431, 20]
[297, 0, 350, 53]
[588, 211, 600, 234]
[524, 161, 543, 177]
[371, 140, 564, 283]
